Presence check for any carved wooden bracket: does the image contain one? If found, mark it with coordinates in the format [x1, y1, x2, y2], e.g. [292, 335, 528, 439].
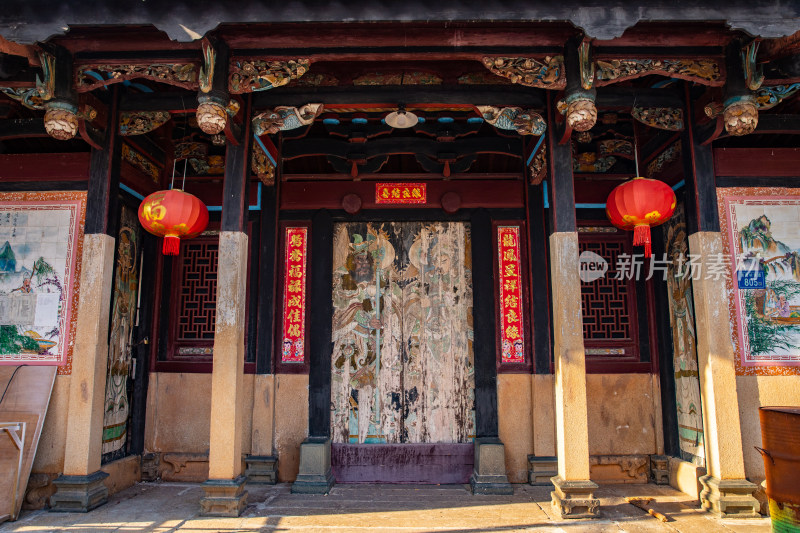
[476, 106, 546, 136]
[76, 62, 199, 92]
[228, 58, 311, 94]
[252, 103, 323, 135]
[631, 106, 684, 131]
[481, 56, 565, 89]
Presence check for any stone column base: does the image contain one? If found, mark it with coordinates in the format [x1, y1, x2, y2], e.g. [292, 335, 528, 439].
[527, 455, 557, 486]
[200, 475, 248, 517]
[245, 455, 278, 484]
[470, 438, 513, 495]
[649, 455, 670, 485]
[291, 438, 335, 494]
[49, 471, 109, 512]
[550, 475, 600, 519]
[699, 475, 761, 518]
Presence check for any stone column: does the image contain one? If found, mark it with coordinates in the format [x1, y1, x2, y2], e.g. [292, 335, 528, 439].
[548, 232, 599, 518]
[200, 86, 253, 516]
[51, 80, 120, 513]
[201, 231, 250, 516]
[689, 232, 759, 517]
[50, 235, 115, 512]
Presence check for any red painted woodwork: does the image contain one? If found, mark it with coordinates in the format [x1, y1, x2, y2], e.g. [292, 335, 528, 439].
[331, 443, 473, 484]
[281, 179, 524, 211]
[54, 21, 738, 56]
[606, 177, 676, 257]
[0, 153, 90, 180]
[714, 147, 800, 177]
[138, 189, 209, 255]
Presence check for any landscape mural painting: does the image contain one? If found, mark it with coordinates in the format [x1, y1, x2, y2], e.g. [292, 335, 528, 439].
[722, 192, 800, 368]
[0, 198, 83, 366]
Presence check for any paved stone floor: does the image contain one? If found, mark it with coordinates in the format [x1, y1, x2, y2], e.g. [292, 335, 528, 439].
[1, 482, 772, 532]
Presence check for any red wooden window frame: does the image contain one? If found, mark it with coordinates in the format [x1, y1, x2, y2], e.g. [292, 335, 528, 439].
[150, 221, 255, 373]
[578, 222, 658, 374]
[274, 220, 312, 374]
[493, 220, 534, 373]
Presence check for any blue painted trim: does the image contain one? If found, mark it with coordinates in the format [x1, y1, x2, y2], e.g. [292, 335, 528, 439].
[437, 117, 454, 123]
[543, 180, 549, 209]
[467, 117, 484, 124]
[526, 134, 546, 166]
[254, 135, 277, 166]
[206, 182, 263, 212]
[417, 117, 426, 123]
[672, 179, 685, 192]
[323, 118, 340, 125]
[85, 70, 104, 82]
[352, 117, 368, 124]
[250, 182, 262, 211]
[576, 203, 606, 209]
[119, 183, 145, 201]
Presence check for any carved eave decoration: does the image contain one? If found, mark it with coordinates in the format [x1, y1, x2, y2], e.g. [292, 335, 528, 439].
[252, 103, 323, 136]
[476, 106, 546, 136]
[594, 58, 724, 86]
[0, 51, 55, 110]
[228, 58, 311, 94]
[645, 141, 681, 178]
[119, 111, 171, 136]
[76, 63, 199, 92]
[122, 142, 161, 184]
[597, 139, 633, 159]
[529, 143, 547, 185]
[481, 56, 566, 89]
[754, 83, 800, 110]
[631, 107, 684, 131]
[252, 142, 276, 186]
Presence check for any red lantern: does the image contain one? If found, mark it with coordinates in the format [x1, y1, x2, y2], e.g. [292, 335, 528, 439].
[138, 190, 209, 255]
[606, 177, 676, 257]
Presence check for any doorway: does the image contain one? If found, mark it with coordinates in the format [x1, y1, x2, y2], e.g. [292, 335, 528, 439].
[330, 221, 475, 449]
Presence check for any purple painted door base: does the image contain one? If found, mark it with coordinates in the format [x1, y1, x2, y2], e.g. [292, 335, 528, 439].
[331, 443, 474, 484]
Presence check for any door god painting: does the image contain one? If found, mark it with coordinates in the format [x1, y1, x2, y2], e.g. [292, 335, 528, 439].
[330, 222, 475, 444]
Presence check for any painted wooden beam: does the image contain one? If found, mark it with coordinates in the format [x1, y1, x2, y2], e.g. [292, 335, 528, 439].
[0, 152, 90, 179]
[713, 147, 800, 177]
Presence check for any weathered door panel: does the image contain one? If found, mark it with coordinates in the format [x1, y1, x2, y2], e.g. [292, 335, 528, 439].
[331, 222, 474, 444]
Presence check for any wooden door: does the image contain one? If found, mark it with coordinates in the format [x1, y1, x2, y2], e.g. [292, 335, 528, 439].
[330, 222, 474, 444]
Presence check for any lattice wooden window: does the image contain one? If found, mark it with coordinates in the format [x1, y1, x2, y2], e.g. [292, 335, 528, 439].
[578, 231, 640, 360]
[169, 235, 219, 358]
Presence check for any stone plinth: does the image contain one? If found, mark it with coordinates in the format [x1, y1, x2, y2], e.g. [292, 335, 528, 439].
[245, 455, 278, 484]
[470, 438, 513, 495]
[291, 438, 335, 494]
[550, 475, 600, 519]
[699, 475, 760, 518]
[200, 475, 248, 517]
[49, 471, 109, 513]
[528, 455, 557, 486]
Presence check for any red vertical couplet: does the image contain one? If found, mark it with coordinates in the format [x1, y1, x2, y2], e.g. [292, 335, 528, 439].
[497, 226, 525, 363]
[281, 227, 308, 363]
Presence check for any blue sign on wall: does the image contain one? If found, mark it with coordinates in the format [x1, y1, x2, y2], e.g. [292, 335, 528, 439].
[737, 269, 766, 290]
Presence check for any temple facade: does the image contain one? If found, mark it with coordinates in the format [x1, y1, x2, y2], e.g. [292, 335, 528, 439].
[0, 1, 799, 521]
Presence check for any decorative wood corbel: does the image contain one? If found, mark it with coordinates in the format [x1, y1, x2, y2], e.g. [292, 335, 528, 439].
[476, 106, 546, 136]
[252, 104, 324, 136]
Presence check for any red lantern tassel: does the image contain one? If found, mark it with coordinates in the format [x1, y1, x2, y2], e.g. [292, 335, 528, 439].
[633, 224, 652, 258]
[162, 235, 180, 256]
